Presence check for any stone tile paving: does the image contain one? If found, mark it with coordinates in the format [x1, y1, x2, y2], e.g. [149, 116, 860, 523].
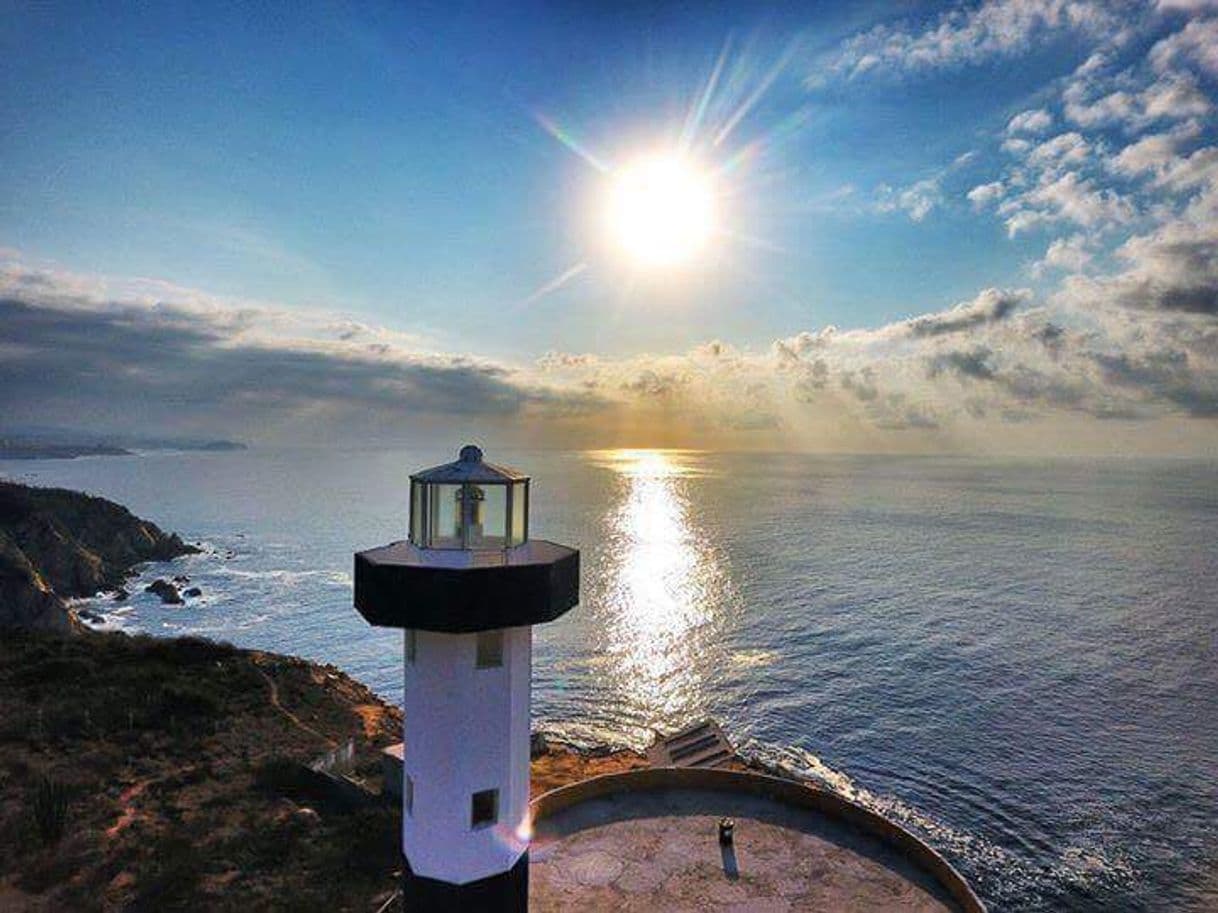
[531, 789, 958, 912]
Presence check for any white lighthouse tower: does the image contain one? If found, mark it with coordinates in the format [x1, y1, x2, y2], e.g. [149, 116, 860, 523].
[354, 445, 579, 911]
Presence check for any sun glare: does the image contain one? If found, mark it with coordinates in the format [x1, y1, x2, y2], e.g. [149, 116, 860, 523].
[605, 155, 716, 268]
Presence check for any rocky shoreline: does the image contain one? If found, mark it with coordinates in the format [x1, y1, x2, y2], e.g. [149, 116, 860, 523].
[0, 481, 198, 632]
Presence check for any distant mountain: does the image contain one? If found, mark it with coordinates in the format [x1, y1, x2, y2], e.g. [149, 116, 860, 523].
[0, 441, 133, 460]
[0, 481, 198, 630]
[0, 427, 248, 459]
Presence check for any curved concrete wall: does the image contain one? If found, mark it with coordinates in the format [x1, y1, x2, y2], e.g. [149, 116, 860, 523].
[530, 766, 987, 913]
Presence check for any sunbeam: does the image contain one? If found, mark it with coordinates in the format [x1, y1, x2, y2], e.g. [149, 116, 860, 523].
[520, 261, 588, 306]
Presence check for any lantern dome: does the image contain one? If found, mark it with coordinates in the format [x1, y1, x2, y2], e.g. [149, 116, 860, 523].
[409, 444, 530, 550]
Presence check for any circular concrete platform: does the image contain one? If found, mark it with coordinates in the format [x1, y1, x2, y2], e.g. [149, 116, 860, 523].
[529, 769, 984, 913]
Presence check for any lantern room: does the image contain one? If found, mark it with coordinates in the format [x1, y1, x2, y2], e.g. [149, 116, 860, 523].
[409, 444, 529, 550]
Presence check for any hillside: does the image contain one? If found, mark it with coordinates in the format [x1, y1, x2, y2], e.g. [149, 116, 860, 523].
[0, 629, 647, 912]
[0, 481, 197, 631]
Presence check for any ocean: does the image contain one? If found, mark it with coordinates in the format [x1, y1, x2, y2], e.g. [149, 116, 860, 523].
[3, 446, 1215, 912]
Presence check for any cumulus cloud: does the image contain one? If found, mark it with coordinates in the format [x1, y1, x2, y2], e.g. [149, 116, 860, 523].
[1001, 170, 1136, 236]
[1109, 119, 1203, 175]
[1064, 70, 1210, 130]
[1148, 15, 1218, 76]
[1036, 234, 1096, 274]
[1027, 132, 1092, 168]
[877, 178, 944, 221]
[968, 181, 1007, 208]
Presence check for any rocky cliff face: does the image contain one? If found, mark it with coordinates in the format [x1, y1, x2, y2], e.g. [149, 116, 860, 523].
[0, 481, 198, 631]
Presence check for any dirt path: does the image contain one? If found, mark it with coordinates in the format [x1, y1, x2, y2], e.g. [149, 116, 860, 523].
[257, 667, 337, 748]
[105, 778, 153, 839]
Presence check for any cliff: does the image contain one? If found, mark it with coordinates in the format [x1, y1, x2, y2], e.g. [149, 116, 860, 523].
[0, 481, 197, 631]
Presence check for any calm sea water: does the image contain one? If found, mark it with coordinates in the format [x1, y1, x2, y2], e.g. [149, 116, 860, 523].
[3, 447, 1216, 912]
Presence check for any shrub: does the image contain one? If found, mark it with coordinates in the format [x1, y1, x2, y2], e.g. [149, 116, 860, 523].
[128, 834, 201, 912]
[145, 636, 238, 666]
[157, 682, 222, 719]
[254, 757, 310, 797]
[32, 775, 71, 845]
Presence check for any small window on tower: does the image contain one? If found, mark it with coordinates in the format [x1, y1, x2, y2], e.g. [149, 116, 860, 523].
[405, 775, 414, 816]
[405, 630, 417, 664]
[475, 630, 504, 668]
[471, 788, 498, 829]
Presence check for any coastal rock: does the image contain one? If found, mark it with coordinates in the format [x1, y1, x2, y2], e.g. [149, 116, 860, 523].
[112, 588, 129, 601]
[0, 534, 72, 632]
[0, 481, 197, 630]
[184, 586, 202, 598]
[146, 579, 184, 605]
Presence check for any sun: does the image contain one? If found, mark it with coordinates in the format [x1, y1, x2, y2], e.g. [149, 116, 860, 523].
[605, 155, 717, 268]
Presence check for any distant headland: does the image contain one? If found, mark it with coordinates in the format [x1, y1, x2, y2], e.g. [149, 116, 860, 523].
[0, 429, 247, 461]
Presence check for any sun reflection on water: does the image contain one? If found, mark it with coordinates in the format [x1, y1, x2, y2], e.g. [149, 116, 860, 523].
[588, 449, 735, 734]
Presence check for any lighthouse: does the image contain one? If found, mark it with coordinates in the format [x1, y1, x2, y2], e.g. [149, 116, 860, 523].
[353, 445, 579, 911]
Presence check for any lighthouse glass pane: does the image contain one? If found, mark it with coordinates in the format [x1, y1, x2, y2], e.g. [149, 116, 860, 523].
[508, 482, 527, 546]
[473, 484, 507, 549]
[427, 484, 462, 548]
[409, 482, 424, 545]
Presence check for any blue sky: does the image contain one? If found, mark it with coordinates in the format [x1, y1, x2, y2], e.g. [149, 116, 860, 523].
[1, 2, 1070, 351]
[1, 1, 1216, 452]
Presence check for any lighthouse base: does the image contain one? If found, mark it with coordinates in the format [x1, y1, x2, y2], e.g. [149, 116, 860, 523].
[402, 852, 528, 912]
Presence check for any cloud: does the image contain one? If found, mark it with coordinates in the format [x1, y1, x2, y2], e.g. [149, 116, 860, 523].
[905, 288, 1028, 337]
[1027, 132, 1091, 168]
[1064, 70, 1210, 130]
[877, 178, 943, 222]
[1156, 0, 1218, 11]
[1156, 145, 1218, 190]
[1035, 234, 1095, 274]
[1007, 108, 1054, 134]
[1109, 119, 1203, 175]
[1148, 15, 1218, 76]
[1093, 349, 1218, 415]
[807, 0, 1131, 84]
[0, 261, 603, 441]
[1000, 170, 1136, 236]
[968, 181, 1007, 208]
[1066, 220, 1218, 314]
[929, 346, 998, 380]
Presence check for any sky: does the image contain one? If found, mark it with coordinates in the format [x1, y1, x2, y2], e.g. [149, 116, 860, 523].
[1, 0, 1217, 454]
